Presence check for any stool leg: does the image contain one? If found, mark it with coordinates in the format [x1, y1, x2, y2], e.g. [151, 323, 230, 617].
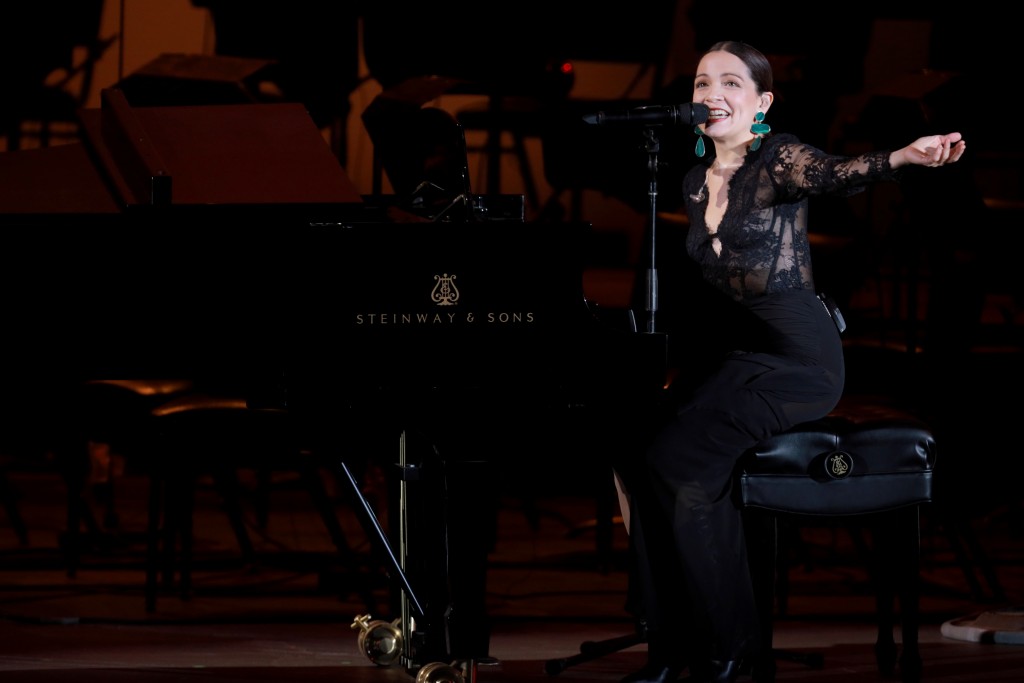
[896, 506, 922, 682]
[871, 506, 922, 683]
[869, 513, 898, 676]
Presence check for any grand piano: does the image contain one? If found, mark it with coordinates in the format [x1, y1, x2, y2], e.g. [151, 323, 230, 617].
[1, 90, 670, 679]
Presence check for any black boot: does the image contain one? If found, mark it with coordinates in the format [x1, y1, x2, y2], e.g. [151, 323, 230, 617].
[620, 631, 687, 683]
[619, 663, 684, 683]
[709, 660, 742, 682]
[678, 659, 742, 683]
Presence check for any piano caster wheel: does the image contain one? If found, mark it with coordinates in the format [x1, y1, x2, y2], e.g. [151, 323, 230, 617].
[417, 657, 499, 683]
[350, 614, 403, 666]
[415, 661, 465, 683]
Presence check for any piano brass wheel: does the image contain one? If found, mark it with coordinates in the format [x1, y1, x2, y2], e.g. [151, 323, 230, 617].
[415, 661, 465, 683]
[350, 614, 403, 666]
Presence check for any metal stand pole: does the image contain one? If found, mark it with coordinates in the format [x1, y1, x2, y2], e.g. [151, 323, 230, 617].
[641, 126, 661, 334]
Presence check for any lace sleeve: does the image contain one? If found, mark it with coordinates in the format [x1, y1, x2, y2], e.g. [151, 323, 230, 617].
[766, 134, 896, 200]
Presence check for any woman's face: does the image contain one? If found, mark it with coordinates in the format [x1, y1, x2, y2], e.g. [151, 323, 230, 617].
[693, 50, 770, 147]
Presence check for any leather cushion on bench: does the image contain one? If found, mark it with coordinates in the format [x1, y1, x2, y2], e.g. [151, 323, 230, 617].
[738, 399, 936, 515]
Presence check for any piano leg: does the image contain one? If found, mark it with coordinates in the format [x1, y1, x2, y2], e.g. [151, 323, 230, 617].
[339, 427, 496, 675]
[440, 457, 495, 661]
[396, 429, 496, 667]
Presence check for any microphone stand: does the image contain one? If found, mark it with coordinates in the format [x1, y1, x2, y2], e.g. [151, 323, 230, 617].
[641, 126, 660, 334]
[543, 124, 672, 679]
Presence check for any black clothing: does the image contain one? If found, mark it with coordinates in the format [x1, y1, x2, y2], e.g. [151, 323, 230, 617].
[622, 133, 898, 664]
[683, 133, 893, 302]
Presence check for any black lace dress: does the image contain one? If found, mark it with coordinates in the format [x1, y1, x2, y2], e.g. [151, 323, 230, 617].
[625, 133, 899, 664]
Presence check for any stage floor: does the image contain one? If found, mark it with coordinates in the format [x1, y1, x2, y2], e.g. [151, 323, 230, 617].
[2, 462, 1023, 682]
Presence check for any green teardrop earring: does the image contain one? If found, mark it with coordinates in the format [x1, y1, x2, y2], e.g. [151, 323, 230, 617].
[749, 111, 770, 151]
[694, 125, 706, 158]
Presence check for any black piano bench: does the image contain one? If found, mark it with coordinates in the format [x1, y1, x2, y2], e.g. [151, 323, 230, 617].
[738, 396, 937, 683]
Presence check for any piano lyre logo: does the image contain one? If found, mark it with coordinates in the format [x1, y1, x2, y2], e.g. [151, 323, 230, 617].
[824, 451, 853, 480]
[431, 273, 459, 306]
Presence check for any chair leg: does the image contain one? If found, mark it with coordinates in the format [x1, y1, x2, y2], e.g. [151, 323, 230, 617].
[145, 468, 164, 612]
[59, 441, 92, 578]
[147, 458, 258, 610]
[300, 461, 355, 559]
[159, 471, 184, 594]
[176, 473, 196, 600]
[0, 471, 29, 545]
[210, 466, 256, 565]
[511, 133, 540, 214]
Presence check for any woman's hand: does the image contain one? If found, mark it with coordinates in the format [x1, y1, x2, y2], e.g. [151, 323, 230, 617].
[891, 133, 966, 168]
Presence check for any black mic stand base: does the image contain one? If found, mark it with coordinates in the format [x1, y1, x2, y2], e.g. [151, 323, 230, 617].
[544, 620, 648, 675]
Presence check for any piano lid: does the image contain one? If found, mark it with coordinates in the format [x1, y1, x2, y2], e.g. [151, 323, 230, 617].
[1, 89, 364, 219]
[0, 143, 123, 216]
[76, 88, 364, 208]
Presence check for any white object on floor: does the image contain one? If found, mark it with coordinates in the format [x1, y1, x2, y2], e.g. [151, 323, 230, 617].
[942, 606, 1024, 644]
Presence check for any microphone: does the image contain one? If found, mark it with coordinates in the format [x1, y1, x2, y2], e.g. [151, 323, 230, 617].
[582, 102, 710, 127]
